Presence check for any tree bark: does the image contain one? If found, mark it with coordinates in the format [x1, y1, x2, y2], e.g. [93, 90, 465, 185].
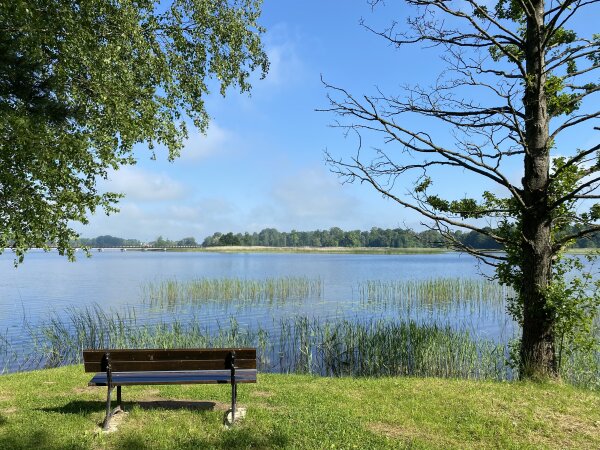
[519, 0, 558, 379]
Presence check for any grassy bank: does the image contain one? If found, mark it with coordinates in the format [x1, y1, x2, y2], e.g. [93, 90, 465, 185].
[565, 248, 600, 255]
[0, 366, 598, 449]
[163, 246, 449, 255]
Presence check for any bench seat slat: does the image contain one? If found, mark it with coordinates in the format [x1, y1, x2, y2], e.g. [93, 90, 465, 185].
[84, 358, 256, 373]
[83, 348, 256, 364]
[88, 369, 257, 386]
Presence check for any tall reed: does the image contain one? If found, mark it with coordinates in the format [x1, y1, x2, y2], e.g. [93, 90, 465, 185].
[141, 277, 323, 308]
[28, 305, 517, 381]
[275, 317, 510, 380]
[358, 278, 514, 319]
[358, 278, 513, 306]
[33, 305, 260, 368]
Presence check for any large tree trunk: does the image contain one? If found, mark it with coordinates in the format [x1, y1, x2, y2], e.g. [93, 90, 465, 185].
[519, 0, 558, 379]
[520, 217, 556, 378]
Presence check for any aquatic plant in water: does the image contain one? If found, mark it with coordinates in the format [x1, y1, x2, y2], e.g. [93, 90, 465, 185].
[358, 278, 514, 307]
[141, 277, 323, 308]
[23, 303, 598, 388]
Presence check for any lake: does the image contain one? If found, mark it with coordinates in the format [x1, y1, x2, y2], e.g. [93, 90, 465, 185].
[0, 249, 499, 321]
[0, 250, 518, 370]
[1, 249, 598, 384]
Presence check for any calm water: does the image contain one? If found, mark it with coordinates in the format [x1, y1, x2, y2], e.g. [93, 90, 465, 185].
[2, 249, 599, 382]
[0, 250, 506, 347]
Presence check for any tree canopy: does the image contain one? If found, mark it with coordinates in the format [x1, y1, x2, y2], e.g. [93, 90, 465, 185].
[0, 0, 268, 263]
[323, 0, 599, 378]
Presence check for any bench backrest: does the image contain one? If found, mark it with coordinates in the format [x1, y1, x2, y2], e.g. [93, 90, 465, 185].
[82, 348, 256, 373]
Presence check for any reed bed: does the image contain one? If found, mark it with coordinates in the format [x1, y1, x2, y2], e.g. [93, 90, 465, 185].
[6, 304, 598, 388]
[358, 278, 514, 308]
[0, 331, 16, 374]
[5, 273, 598, 389]
[275, 316, 510, 380]
[141, 276, 323, 308]
[31, 305, 259, 368]
[25, 305, 510, 381]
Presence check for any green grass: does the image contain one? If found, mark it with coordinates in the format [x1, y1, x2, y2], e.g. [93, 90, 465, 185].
[565, 248, 600, 255]
[0, 366, 599, 449]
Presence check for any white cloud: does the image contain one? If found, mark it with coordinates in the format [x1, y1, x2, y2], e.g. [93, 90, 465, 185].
[229, 166, 372, 231]
[77, 197, 243, 241]
[181, 122, 231, 161]
[271, 168, 356, 219]
[104, 166, 187, 202]
[81, 161, 419, 240]
[261, 24, 305, 87]
[264, 43, 304, 86]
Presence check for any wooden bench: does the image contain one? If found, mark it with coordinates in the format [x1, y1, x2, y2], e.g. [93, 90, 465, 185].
[83, 348, 257, 430]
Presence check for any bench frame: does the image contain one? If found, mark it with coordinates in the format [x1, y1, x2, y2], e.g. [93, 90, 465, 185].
[83, 348, 257, 430]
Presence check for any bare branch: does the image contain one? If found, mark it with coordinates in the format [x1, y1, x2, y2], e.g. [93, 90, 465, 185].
[362, 0, 527, 77]
[546, 45, 600, 72]
[551, 175, 600, 209]
[320, 80, 526, 206]
[555, 224, 600, 249]
[544, 0, 600, 18]
[551, 142, 600, 180]
[325, 149, 509, 243]
[424, 221, 506, 268]
[551, 110, 600, 139]
[573, 195, 600, 199]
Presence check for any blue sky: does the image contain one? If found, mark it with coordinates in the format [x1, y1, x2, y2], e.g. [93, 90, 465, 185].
[76, 1, 599, 242]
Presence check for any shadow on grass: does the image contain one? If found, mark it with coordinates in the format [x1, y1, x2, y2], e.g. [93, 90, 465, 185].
[0, 429, 80, 450]
[136, 400, 220, 411]
[40, 400, 104, 415]
[41, 399, 220, 415]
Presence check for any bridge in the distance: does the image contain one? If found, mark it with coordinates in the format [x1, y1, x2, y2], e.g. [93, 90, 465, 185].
[78, 246, 201, 252]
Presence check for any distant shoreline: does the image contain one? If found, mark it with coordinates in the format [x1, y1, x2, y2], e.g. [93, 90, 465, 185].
[16, 246, 600, 255]
[162, 246, 449, 255]
[158, 246, 600, 255]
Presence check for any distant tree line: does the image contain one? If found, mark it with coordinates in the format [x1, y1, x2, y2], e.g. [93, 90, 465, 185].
[77, 236, 142, 248]
[76, 226, 600, 250]
[201, 227, 504, 249]
[76, 235, 197, 248]
[202, 226, 600, 249]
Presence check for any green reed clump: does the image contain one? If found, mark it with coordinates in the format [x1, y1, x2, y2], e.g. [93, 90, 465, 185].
[277, 317, 510, 380]
[31, 304, 510, 381]
[0, 331, 17, 374]
[37, 305, 136, 367]
[358, 278, 514, 308]
[26, 305, 599, 389]
[141, 276, 323, 308]
[33, 305, 259, 368]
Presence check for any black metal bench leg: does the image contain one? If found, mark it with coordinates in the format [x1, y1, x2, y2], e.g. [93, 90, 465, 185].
[231, 382, 237, 423]
[102, 386, 114, 431]
[117, 385, 122, 411]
